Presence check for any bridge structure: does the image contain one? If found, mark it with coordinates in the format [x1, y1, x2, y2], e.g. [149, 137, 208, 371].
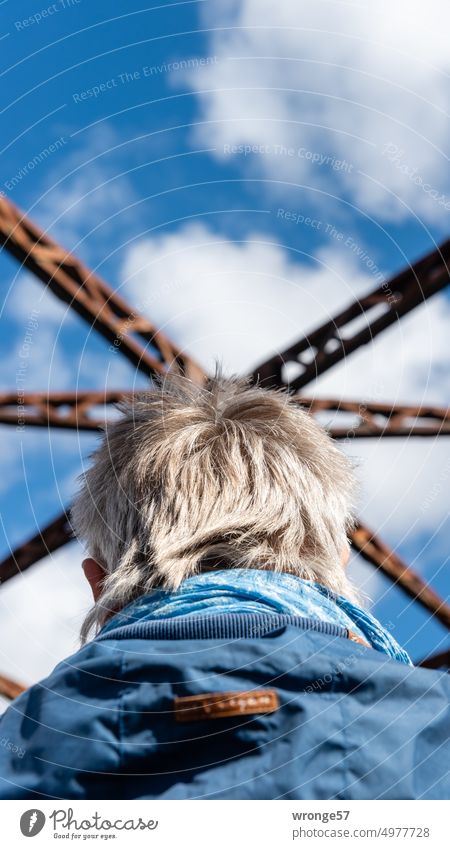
[0, 194, 449, 699]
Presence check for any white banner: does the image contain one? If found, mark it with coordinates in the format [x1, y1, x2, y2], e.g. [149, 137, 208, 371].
[0, 800, 446, 848]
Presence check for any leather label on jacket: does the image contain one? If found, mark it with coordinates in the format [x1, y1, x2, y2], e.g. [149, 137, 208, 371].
[174, 689, 280, 722]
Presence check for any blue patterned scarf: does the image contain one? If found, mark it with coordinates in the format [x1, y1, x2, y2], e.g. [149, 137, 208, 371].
[99, 568, 412, 665]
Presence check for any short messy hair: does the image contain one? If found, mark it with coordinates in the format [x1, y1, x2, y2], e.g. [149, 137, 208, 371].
[72, 369, 359, 641]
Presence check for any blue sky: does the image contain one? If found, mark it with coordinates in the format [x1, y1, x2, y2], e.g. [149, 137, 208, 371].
[1, 0, 449, 687]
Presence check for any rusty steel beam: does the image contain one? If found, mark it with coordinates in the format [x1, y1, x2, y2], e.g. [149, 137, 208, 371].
[351, 523, 450, 630]
[252, 239, 450, 391]
[0, 389, 131, 431]
[417, 649, 450, 670]
[2, 390, 450, 438]
[0, 511, 73, 585]
[0, 196, 205, 384]
[0, 198, 447, 649]
[0, 673, 26, 701]
[298, 398, 450, 439]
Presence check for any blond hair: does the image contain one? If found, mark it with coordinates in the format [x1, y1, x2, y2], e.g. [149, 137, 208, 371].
[72, 369, 359, 641]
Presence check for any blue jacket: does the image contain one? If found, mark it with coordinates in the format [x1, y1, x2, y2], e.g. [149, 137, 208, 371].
[0, 612, 448, 799]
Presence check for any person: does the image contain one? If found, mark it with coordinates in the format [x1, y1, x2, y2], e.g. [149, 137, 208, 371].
[0, 370, 448, 799]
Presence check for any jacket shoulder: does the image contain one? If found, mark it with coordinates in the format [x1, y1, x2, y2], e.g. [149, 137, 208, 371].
[0, 640, 124, 799]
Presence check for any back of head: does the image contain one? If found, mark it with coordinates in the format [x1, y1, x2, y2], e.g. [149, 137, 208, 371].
[72, 369, 358, 641]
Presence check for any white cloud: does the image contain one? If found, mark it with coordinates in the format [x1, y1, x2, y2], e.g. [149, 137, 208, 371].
[2, 271, 78, 330]
[0, 541, 91, 689]
[121, 221, 450, 398]
[121, 222, 450, 544]
[345, 437, 450, 537]
[121, 220, 374, 373]
[183, 0, 450, 222]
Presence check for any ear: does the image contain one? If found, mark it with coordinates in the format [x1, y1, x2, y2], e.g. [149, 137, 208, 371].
[82, 558, 106, 602]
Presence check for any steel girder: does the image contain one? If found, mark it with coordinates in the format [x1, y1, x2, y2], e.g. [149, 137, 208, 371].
[351, 523, 450, 630]
[0, 197, 204, 383]
[252, 240, 450, 390]
[0, 512, 73, 584]
[417, 649, 450, 670]
[1, 390, 449, 438]
[1, 197, 449, 660]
